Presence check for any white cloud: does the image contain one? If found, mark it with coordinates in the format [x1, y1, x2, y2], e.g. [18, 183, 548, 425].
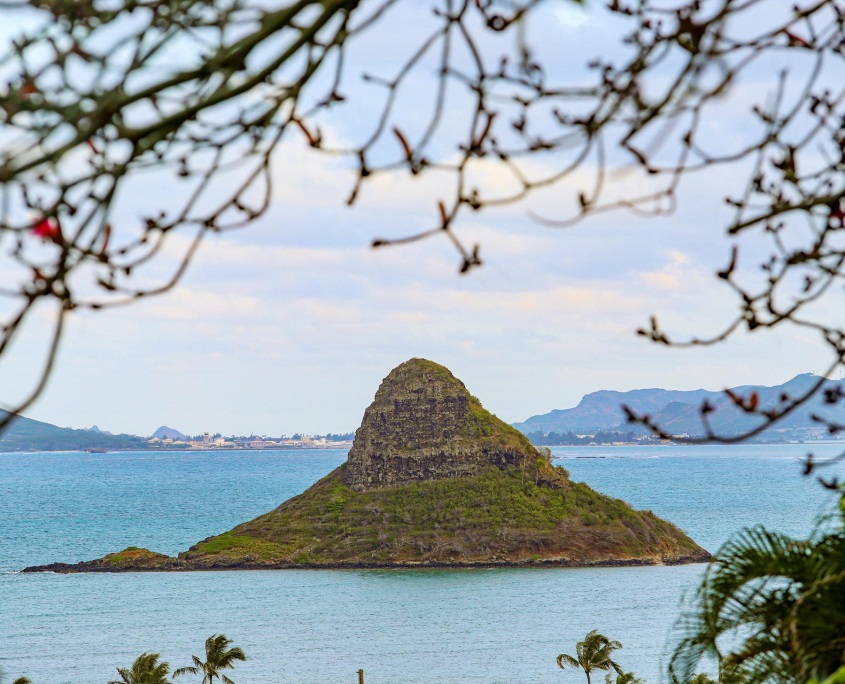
[145, 288, 260, 321]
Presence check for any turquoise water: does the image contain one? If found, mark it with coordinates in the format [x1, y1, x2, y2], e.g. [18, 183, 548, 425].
[1, 444, 842, 684]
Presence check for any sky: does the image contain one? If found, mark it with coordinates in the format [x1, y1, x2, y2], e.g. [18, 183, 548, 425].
[0, 1, 832, 437]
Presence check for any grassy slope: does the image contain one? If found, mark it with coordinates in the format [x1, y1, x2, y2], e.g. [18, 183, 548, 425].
[182, 463, 705, 567]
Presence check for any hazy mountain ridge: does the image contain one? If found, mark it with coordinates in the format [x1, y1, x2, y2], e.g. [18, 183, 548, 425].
[86, 425, 113, 435]
[151, 426, 188, 440]
[0, 410, 147, 452]
[513, 373, 845, 437]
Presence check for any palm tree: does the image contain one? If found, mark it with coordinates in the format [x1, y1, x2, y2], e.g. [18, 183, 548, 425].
[108, 652, 171, 684]
[606, 672, 644, 684]
[557, 630, 624, 684]
[671, 671, 718, 684]
[671, 524, 845, 684]
[688, 676, 718, 684]
[174, 635, 246, 684]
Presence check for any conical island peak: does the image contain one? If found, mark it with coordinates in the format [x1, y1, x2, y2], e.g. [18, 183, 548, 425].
[23, 359, 709, 571]
[344, 358, 545, 491]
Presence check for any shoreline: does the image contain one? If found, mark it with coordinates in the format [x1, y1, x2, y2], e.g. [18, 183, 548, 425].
[22, 552, 711, 574]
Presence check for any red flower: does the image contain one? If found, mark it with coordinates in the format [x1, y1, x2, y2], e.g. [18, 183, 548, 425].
[31, 217, 63, 244]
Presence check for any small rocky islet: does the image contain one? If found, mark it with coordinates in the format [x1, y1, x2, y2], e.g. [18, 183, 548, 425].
[23, 358, 709, 572]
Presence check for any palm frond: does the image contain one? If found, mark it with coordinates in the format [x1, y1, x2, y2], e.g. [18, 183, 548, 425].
[558, 653, 581, 670]
[671, 524, 845, 684]
[174, 667, 200, 678]
[615, 672, 645, 684]
[110, 667, 132, 684]
[219, 647, 246, 667]
[687, 674, 717, 684]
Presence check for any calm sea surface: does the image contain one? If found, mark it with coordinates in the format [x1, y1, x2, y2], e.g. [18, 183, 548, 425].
[2, 444, 843, 684]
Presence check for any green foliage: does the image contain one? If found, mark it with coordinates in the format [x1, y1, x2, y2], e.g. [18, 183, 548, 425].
[671, 522, 845, 684]
[464, 388, 537, 454]
[687, 675, 718, 684]
[191, 534, 282, 560]
[174, 635, 246, 684]
[810, 667, 845, 684]
[0, 410, 149, 451]
[108, 653, 171, 684]
[555, 464, 571, 478]
[106, 547, 168, 566]
[325, 484, 348, 514]
[607, 673, 645, 684]
[409, 358, 457, 383]
[557, 630, 624, 684]
[185, 464, 700, 566]
[670, 672, 718, 684]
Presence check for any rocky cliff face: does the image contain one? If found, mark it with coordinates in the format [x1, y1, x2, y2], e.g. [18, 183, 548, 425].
[344, 358, 542, 491]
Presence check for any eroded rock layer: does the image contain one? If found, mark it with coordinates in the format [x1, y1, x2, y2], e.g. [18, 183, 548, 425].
[344, 358, 542, 491]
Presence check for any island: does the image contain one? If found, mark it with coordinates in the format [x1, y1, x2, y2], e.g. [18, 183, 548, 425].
[23, 358, 709, 572]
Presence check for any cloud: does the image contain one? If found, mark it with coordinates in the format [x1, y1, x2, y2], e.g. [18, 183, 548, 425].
[640, 249, 699, 291]
[144, 288, 260, 321]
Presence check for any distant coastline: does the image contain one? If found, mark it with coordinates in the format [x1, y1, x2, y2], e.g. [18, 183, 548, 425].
[4, 438, 839, 454]
[0, 442, 354, 454]
[7, 371, 845, 452]
[0, 411, 355, 453]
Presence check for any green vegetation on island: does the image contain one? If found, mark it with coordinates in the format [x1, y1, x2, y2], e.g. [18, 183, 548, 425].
[179, 462, 704, 567]
[23, 359, 707, 572]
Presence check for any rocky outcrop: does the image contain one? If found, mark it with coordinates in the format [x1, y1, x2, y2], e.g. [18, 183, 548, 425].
[344, 358, 543, 491]
[24, 547, 183, 573]
[23, 359, 710, 573]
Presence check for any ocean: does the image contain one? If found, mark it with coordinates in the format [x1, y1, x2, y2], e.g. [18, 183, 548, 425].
[1, 444, 842, 684]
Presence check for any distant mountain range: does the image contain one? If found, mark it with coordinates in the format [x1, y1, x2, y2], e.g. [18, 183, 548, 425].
[512, 373, 845, 437]
[0, 411, 148, 452]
